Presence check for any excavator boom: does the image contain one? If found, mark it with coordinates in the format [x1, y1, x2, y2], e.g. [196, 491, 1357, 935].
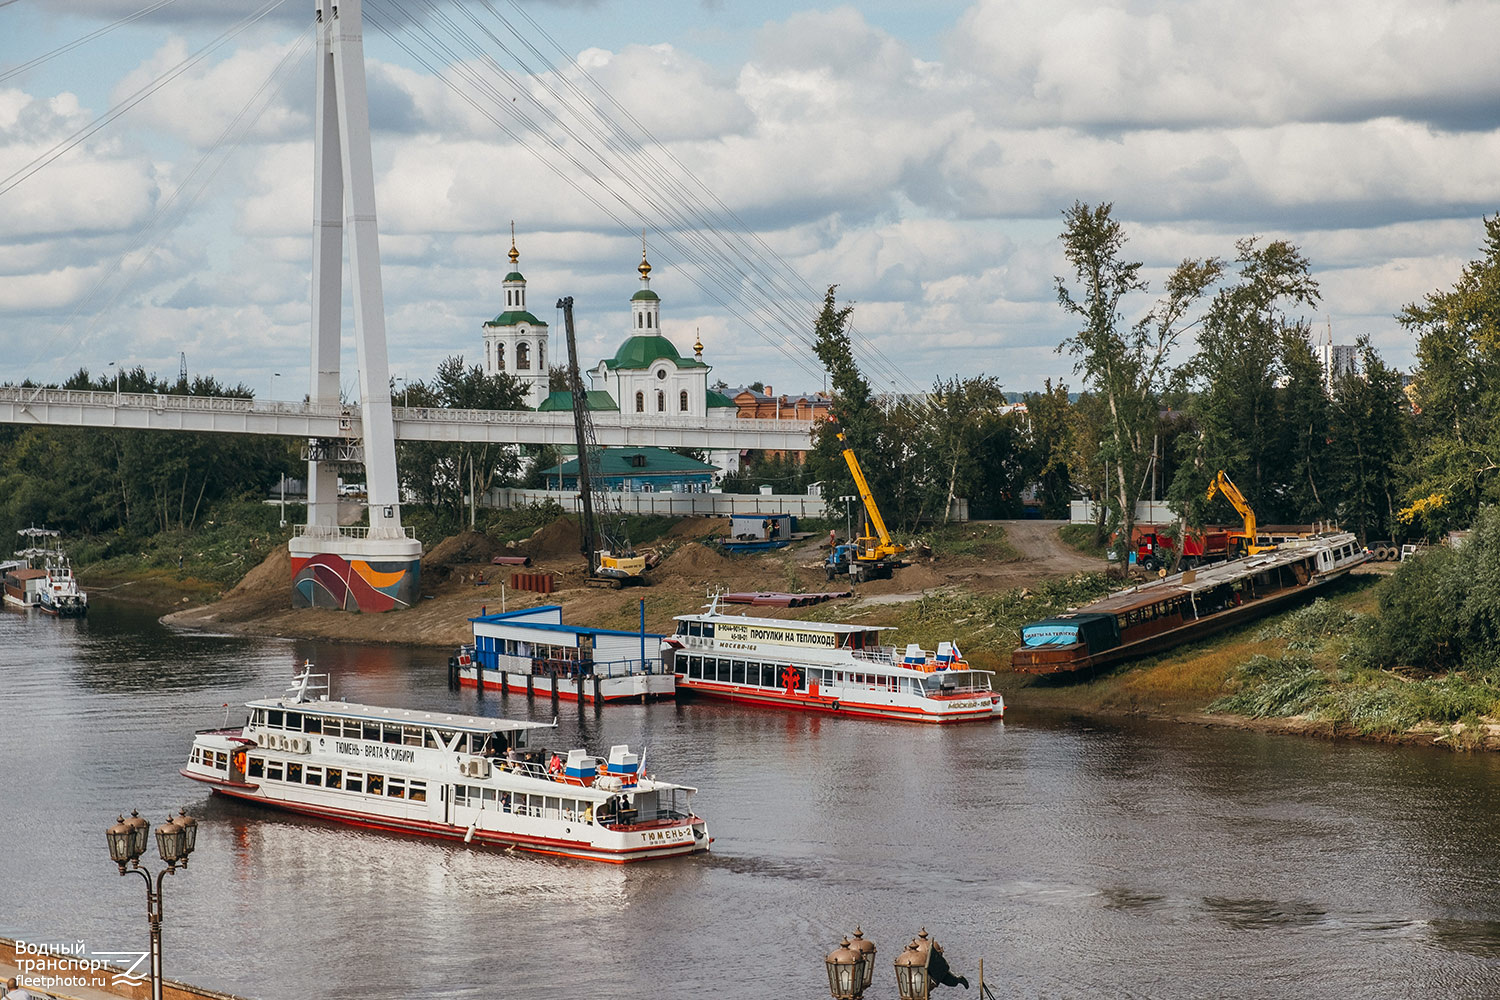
[1205, 470, 1275, 556]
[836, 425, 894, 550]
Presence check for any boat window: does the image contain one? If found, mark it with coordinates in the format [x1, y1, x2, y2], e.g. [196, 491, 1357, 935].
[686, 657, 700, 680]
[381, 724, 402, 745]
[267, 710, 284, 728]
[305, 766, 323, 786]
[267, 761, 283, 781]
[426, 730, 445, 749]
[252, 709, 264, 726]
[345, 772, 363, 793]
[482, 787, 497, 804]
[702, 622, 714, 637]
[303, 716, 322, 734]
[189, 748, 199, 764]
[732, 660, 746, 684]
[687, 621, 700, 637]
[248, 757, 264, 778]
[286, 762, 303, 783]
[403, 726, 424, 747]
[387, 778, 406, 799]
[514, 731, 529, 749]
[453, 786, 469, 807]
[409, 780, 428, 802]
[363, 720, 381, 741]
[545, 796, 560, 819]
[326, 767, 342, 789]
[284, 712, 302, 730]
[367, 775, 384, 796]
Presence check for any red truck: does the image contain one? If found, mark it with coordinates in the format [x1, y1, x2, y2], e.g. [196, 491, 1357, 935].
[1132, 525, 1233, 571]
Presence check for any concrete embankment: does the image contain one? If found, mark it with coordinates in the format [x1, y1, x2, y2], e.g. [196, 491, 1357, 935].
[1, 938, 251, 1000]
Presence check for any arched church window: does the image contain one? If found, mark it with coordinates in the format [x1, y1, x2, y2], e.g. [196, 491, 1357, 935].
[496, 343, 505, 370]
[680, 390, 689, 412]
[637, 313, 644, 329]
[646, 313, 653, 329]
[537, 342, 544, 368]
[517, 342, 530, 371]
[635, 391, 645, 412]
[656, 390, 665, 412]
[486, 342, 491, 370]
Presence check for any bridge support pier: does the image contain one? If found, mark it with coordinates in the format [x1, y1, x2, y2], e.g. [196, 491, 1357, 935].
[289, 529, 420, 612]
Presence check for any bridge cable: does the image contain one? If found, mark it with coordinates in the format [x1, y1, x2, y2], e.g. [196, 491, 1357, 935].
[0, 0, 183, 85]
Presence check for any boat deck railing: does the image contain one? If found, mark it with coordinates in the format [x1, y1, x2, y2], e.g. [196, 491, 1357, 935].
[850, 646, 899, 666]
[481, 651, 663, 680]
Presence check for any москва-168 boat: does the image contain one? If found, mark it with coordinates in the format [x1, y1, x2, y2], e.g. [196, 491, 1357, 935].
[1011, 531, 1369, 675]
[182, 667, 710, 863]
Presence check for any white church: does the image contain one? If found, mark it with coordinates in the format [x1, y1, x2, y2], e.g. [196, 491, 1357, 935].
[481, 236, 738, 421]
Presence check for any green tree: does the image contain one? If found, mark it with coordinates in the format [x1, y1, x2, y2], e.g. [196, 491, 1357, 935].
[1327, 338, 1408, 541]
[1056, 201, 1221, 559]
[1019, 380, 1075, 518]
[1398, 213, 1500, 532]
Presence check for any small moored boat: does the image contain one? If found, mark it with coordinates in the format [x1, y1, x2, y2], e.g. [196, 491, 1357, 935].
[183, 667, 710, 863]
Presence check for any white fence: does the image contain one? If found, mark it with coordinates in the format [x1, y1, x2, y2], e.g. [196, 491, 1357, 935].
[485, 487, 828, 518]
[1070, 500, 1177, 525]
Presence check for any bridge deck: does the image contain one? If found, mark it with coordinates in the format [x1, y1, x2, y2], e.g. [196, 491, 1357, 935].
[0, 387, 815, 450]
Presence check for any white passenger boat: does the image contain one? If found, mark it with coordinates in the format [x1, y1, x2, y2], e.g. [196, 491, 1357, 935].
[182, 668, 710, 863]
[660, 596, 1003, 724]
[9, 528, 86, 616]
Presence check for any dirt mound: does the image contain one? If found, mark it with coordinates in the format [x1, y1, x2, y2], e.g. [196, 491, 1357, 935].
[658, 542, 731, 574]
[423, 530, 501, 570]
[525, 517, 583, 560]
[665, 517, 726, 540]
[229, 545, 292, 596]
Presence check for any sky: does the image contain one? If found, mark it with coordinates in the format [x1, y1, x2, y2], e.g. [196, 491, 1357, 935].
[2, 0, 1498, 402]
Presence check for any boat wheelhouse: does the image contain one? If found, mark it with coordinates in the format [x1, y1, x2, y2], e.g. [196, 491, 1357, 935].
[1012, 531, 1370, 675]
[459, 605, 675, 703]
[660, 598, 1002, 723]
[1, 560, 44, 609]
[183, 668, 709, 863]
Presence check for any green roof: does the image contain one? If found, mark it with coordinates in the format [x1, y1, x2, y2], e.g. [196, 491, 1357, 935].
[631, 289, 660, 301]
[504, 271, 525, 282]
[604, 334, 709, 371]
[541, 446, 718, 478]
[536, 390, 619, 412]
[484, 309, 546, 328]
[706, 389, 736, 408]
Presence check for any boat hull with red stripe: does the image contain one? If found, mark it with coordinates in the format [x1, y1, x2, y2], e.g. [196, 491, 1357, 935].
[182, 668, 710, 864]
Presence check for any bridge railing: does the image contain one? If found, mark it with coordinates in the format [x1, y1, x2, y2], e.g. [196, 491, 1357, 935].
[292, 524, 417, 540]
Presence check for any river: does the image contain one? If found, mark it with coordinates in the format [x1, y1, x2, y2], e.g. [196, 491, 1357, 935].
[3, 599, 1499, 999]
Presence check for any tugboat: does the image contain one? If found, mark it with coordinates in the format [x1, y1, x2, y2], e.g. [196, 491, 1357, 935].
[10, 528, 87, 617]
[183, 666, 710, 863]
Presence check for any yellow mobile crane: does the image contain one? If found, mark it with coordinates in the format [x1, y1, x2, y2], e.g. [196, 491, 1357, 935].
[1205, 470, 1277, 557]
[825, 422, 908, 583]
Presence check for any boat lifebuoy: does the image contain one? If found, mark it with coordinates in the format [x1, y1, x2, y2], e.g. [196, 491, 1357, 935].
[830, 701, 840, 711]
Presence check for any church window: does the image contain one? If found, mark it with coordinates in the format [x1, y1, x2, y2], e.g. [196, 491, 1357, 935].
[486, 342, 491, 370]
[657, 390, 665, 412]
[496, 343, 505, 370]
[655, 368, 667, 380]
[637, 313, 644, 329]
[537, 343, 544, 368]
[646, 313, 653, 329]
[507, 290, 514, 307]
[517, 342, 530, 371]
[635, 391, 645, 412]
[680, 390, 689, 412]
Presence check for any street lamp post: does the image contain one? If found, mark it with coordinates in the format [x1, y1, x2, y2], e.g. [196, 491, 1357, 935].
[271, 371, 282, 401]
[106, 808, 198, 1000]
[107, 360, 119, 397]
[839, 495, 856, 544]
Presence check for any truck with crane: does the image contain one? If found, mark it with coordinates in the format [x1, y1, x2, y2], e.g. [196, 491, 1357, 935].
[824, 422, 907, 584]
[557, 296, 648, 589]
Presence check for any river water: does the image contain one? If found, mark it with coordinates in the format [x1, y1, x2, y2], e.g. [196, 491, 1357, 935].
[3, 599, 1500, 999]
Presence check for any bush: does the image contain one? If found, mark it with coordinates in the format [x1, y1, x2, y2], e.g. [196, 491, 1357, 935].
[1254, 598, 1355, 649]
[1210, 652, 1327, 717]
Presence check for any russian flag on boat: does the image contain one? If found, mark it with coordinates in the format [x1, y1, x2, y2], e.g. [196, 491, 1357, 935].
[936, 642, 957, 668]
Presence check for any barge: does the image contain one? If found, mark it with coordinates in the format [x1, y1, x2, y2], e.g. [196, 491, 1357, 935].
[1011, 532, 1369, 675]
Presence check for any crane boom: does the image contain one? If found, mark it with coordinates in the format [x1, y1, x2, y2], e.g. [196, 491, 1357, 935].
[836, 423, 894, 550]
[1205, 470, 1275, 555]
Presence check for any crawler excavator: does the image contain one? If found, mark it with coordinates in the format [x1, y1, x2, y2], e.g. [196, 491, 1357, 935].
[1205, 470, 1277, 558]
